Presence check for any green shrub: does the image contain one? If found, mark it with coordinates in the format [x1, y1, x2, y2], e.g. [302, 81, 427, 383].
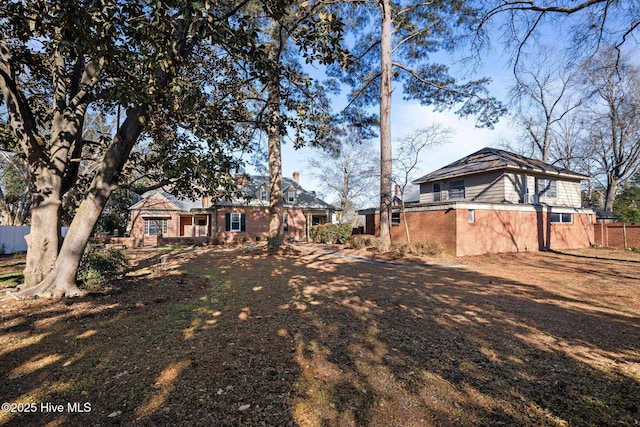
[310, 223, 352, 244]
[310, 223, 336, 244]
[336, 223, 353, 244]
[78, 246, 127, 291]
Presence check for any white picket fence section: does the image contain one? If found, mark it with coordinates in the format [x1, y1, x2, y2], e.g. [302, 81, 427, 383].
[0, 226, 69, 255]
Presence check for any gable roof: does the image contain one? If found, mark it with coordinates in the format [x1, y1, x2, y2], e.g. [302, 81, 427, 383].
[128, 189, 202, 212]
[413, 147, 588, 184]
[129, 176, 335, 213]
[217, 175, 335, 211]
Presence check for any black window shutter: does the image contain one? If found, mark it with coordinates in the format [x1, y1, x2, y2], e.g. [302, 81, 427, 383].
[225, 213, 230, 231]
[240, 214, 246, 232]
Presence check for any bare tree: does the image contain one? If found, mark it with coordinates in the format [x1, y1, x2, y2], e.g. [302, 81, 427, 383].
[307, 132, 379, 224]
[481, 0, 640, 66]
[510, 51, 581, 162]
[579, 48, 640, 212]
[393, 125, 451, 244]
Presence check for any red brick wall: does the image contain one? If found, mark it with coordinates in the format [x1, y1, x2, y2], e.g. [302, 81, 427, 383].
[456, 208, 594, 256]
[392, 210, 457, 253]
[549, 212, 594, 250]
[214, 208, 309, 243]
[366, 207, 594, 256]
[456, 209, 541, 256]
[366, 209, 457, 253]
[594, 223, 640, 248]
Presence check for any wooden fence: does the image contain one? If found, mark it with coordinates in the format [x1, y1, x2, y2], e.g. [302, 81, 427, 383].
[594, 223, 640, 249]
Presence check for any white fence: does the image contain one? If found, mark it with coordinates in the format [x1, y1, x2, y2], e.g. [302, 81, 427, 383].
[0, 226, 69, 255]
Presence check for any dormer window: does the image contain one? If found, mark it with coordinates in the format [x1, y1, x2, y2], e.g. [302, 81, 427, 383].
[260, 189, 268, 202]
[287, 190, 295, 203]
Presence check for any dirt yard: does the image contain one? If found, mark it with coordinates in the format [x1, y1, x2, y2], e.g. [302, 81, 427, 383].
[1, 244, 639, 426]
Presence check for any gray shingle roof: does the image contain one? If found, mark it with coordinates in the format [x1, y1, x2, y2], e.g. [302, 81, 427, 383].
[131, 176, 335, 212]
[216, 176, 335, 211]
[128, 188, 202, 212]
[413, 147, 587, 184]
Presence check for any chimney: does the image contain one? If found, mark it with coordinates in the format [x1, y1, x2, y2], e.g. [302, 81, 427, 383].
[235, 173, 248, 186]
[293, 171, 300, 183]
[395, 184, 401, 196]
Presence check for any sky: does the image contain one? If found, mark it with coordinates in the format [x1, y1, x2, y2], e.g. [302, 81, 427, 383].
[243, 11, 531, 205]
[268, 19, 523, 203]
[276, 71, 519, 200]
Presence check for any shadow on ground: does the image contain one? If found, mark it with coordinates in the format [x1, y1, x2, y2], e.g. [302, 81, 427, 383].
[1, 245, 639, 426]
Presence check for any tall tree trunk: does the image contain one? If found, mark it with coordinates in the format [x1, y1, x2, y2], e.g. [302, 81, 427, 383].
[23, 111, 83, 287]
[267, 76, 285, 247]
[266, 21, 285, 248]
[16, 108, 146, 299]
[604, 177, 618, 212]
[23, 167, 62, 287]
[378, 0, 393, 248]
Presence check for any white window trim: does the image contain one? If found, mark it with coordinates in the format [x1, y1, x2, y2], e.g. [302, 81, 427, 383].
[550, 212, 573, 224]
[144, 219, 168, 236]
[391, 212, 401, 225]
[230, 212, 241, 232]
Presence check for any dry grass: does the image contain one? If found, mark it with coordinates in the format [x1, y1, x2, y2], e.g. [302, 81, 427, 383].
[0, 245, 639, 426]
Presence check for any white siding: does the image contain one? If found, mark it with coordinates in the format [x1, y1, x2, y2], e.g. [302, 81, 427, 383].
[419, 171, 583, 207]
[528, 175, 582, 207]
[555, 180, 582, 207]
[503, 172, 529, 203]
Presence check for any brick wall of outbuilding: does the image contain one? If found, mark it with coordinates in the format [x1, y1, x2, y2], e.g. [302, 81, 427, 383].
[549, 212, 594, 250]
[365, 206, 594, 256]
[390, 209, 457, 254]
[456, 208, 542, 256]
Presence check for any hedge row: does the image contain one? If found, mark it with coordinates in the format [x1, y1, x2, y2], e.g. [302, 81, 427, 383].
[310, 223, 353, 244]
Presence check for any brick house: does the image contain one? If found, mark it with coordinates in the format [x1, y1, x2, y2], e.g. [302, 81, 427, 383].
[128, 172, 336, 246]
[361, 147, 596, 256]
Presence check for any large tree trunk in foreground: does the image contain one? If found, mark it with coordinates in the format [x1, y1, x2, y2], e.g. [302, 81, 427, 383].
[378, 0, 393, 248]
[267, 77, 285, 248]
[15, 108, 146, 299]
[266, 21, 285, 249]
[23, 168, 62, 287]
